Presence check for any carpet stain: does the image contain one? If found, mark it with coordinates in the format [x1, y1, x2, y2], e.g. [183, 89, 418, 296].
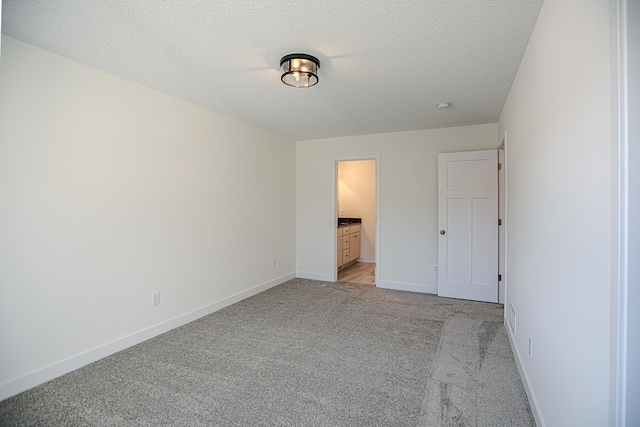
[440, 382, 467, 426]
[477, 320, 502, 368]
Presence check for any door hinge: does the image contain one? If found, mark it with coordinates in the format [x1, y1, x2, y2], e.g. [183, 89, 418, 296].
[498, 218, 502, 226]
[498, 274, 502, 281]
[498, 163, 502, 170]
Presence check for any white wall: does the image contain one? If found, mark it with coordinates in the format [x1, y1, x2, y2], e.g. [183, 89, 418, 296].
[498, 0, 613, 425]
[296, 124, 498, 293]
[338, 160, 376, 262]
[0, 36, 296, 399]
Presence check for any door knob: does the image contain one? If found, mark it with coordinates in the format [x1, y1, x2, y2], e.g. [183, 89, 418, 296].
[440, 230, 446, 235]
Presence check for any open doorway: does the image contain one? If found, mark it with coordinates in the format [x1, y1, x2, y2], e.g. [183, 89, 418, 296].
[334, 158, 378, 285]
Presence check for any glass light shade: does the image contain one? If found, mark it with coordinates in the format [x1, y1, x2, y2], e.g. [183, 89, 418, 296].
[280, 54, 320, 88]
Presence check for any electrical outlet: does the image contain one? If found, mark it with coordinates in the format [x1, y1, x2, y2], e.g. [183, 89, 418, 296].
[528, 337, 533, 357]
[152, 292, 160, 307]
[433, 265, 438, 274]
[272, 259, 276, 268]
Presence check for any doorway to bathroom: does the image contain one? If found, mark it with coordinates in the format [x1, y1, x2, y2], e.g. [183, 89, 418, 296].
[334, 157, 379, 285]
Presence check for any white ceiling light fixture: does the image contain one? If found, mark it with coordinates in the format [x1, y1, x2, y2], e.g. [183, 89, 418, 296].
[280, 54, 320, 88]
[437, 103, 451, 110]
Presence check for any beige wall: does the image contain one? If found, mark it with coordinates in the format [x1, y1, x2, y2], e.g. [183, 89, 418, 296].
[296, 124, 498, 293]
[498, 0, 613, 425]
[338, 160, 376, 262]
[0, 36, 296, 399]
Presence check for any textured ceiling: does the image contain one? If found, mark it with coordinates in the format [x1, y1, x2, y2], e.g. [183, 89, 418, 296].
[1, 0, 543, 141]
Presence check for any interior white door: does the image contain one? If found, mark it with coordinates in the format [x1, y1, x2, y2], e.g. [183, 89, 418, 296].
[437, 150, 498, 303]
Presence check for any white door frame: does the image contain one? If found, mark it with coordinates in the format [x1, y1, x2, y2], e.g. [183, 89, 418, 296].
[614, 0, 637, 424]
[332, 155, 381, 285]
[498, 134, 508, 304]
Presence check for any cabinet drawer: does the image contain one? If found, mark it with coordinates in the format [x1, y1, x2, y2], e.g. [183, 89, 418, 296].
[342, 249, 350, 264]
[342, 235, 350, 248]
[349, 224, 361, 233]
[341, 226, 350, 234]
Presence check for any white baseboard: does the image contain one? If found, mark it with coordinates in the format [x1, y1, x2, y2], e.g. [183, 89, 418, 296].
[505, 316, 545, 427]
[295, 271, 333, 282]
[0, 272, 295, 401]
[357, 257, 375, 263]
[377, 280, 437, 294]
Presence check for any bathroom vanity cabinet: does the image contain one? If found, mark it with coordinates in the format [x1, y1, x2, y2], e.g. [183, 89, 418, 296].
[338, 223, 361, 269]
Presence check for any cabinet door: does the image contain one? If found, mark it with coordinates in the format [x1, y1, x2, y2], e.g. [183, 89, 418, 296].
[350, 232, 361, 260]
[342, 235, 350, 249]
[342, 249, 351, 266]
[337, 236, 343, 267]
